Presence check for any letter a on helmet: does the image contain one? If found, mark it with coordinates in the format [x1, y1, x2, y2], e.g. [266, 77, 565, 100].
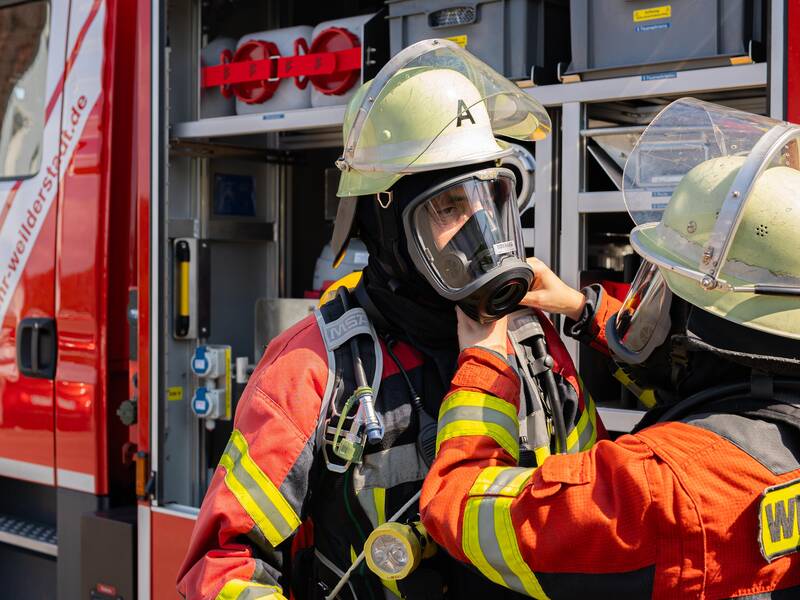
[331, 39, 551, 265]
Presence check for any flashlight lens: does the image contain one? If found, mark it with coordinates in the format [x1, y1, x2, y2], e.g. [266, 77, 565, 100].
[370, 534, 409, 575]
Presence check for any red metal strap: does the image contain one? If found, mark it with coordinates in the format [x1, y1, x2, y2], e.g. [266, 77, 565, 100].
[202, 47, 361, 89]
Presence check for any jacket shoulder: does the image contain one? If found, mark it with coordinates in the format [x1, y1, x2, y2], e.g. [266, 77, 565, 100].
[237, 313, 329, 438]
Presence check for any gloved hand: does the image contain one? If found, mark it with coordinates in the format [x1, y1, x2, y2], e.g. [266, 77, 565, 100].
[455, 307, 508, 356]
[520, 256, 586, 320]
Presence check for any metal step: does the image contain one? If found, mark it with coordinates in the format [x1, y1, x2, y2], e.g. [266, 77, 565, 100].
[0, 513, 57, 557]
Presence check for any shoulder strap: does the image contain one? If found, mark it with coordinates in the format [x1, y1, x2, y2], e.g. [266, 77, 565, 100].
[313, 296, 384, 469]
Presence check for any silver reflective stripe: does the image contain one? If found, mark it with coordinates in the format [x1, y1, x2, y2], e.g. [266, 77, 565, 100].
[237, 586, 280, 600]
[352, 443, 428, 493]
[224, 440, 295, 543]
[438, 405, 518, 442]
[476, 497, 527, 593]
[483, 467, 533, 496]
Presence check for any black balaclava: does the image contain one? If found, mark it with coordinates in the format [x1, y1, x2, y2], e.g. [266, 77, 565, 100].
[354, 162, 497, 388]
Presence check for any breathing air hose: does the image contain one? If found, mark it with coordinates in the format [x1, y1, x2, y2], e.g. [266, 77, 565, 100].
[656, 379, 800, 424]
[530, 335, 568, 454]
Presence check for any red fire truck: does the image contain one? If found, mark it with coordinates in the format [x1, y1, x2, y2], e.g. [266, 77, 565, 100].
[0, 1, 796, 599]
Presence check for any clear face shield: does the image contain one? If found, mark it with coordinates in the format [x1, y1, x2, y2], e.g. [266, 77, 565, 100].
[335, 39, 551, 197]
[623, 97, 800, 297]
[403, 168, 532, 323]
[608, 98, 800, 351]
[609, 99, 800, 361]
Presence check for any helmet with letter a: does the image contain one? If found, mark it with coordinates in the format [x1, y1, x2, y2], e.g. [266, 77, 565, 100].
[329, 39, 552, 322]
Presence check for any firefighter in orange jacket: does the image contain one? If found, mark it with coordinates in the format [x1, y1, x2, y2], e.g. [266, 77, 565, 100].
[177, 42, 606, 600]
[420, 98, 800, 599]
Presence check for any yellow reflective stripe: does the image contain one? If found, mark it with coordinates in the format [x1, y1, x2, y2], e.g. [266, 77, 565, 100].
[215, 579, 283, 600]
[565, 378, 597, 452]
[613, 367, 657, 409]
[494, 496, 549, 599]
[462, 467, 548, 599]
[374, 487, 387, 523]
[469, 466, 534, 497]
[437, 391, 520, 460]
[440, 391, 518, 422]
[533, 445, 550, 465]
[436, 421, 520, 461]
[220, 430, 301, 547]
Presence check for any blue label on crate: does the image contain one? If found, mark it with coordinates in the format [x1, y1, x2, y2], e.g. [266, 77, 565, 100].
[262, 113, 286, 121]
[641, 71, 677, 81]
[635, 22, 671, 33]
[651, 191, 673, 197]
[651, 202, 670, 210]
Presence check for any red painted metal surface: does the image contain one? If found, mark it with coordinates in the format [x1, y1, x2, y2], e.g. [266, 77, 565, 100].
[152, 511, 197, 600]
[0, 3, 71, 482]
[55, 0, 138, 495]
[788, 0, 800, 124]
[135, 0, 151, 461]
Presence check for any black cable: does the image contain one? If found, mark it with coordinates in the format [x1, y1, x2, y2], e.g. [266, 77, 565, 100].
[384, 335, 437, 467]
[657, 379, 800, 424]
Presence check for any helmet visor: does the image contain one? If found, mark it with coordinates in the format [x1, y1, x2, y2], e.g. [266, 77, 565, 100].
[623, 97, 782, 227]
[338, 39, 550, 178]
[607, 261, 672, 363]
[408, 169, 523, 293]
[624, 97, 800, 297]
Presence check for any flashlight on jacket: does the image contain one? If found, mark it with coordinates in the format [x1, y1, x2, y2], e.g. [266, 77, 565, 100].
[364, 521, 436, 580]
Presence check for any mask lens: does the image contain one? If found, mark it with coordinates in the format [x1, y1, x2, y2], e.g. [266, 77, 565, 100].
[412, 172, 519, 291]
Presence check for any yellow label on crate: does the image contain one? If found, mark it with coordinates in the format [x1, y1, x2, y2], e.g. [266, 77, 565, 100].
[759, 478, 800, 562]
[633, 5, 671, 22]
[167, 386, 183, 401]
[446, 34, 468, 48]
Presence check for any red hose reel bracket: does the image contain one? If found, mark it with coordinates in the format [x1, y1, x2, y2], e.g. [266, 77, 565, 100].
[202, 28, 362, 105]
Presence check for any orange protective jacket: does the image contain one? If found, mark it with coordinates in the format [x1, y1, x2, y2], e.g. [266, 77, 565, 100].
[177, 297, 605, 600]
[420, 296, 800, 599]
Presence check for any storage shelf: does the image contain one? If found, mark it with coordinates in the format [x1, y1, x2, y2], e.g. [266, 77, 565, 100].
[527, 62, 767, 107]
[172, 104, 346, 140]
[578, 191, 626, 213]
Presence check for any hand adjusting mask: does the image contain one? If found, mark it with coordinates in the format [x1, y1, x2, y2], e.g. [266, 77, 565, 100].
[402, 167, 532, 323]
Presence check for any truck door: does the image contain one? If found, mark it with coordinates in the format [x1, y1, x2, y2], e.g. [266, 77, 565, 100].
[0, 0, 69, 485]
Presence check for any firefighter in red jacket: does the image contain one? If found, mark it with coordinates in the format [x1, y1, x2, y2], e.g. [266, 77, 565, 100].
[420, 98, 800, 599]
[177, 41, 605, 600]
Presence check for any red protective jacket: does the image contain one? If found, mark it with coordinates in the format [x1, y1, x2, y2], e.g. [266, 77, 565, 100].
[421, 308, 800, 599]
[177, 297, 604, 600]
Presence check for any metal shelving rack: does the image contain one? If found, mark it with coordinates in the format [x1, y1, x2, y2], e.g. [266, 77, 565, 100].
[522, 0, 786, 432]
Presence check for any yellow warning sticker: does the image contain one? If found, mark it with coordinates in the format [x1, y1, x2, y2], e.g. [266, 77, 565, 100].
[759, 478, 800, 562]
[633, 5, 671, 22]
[167, 386, 184, 401]
[446, 34, 468, 48]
